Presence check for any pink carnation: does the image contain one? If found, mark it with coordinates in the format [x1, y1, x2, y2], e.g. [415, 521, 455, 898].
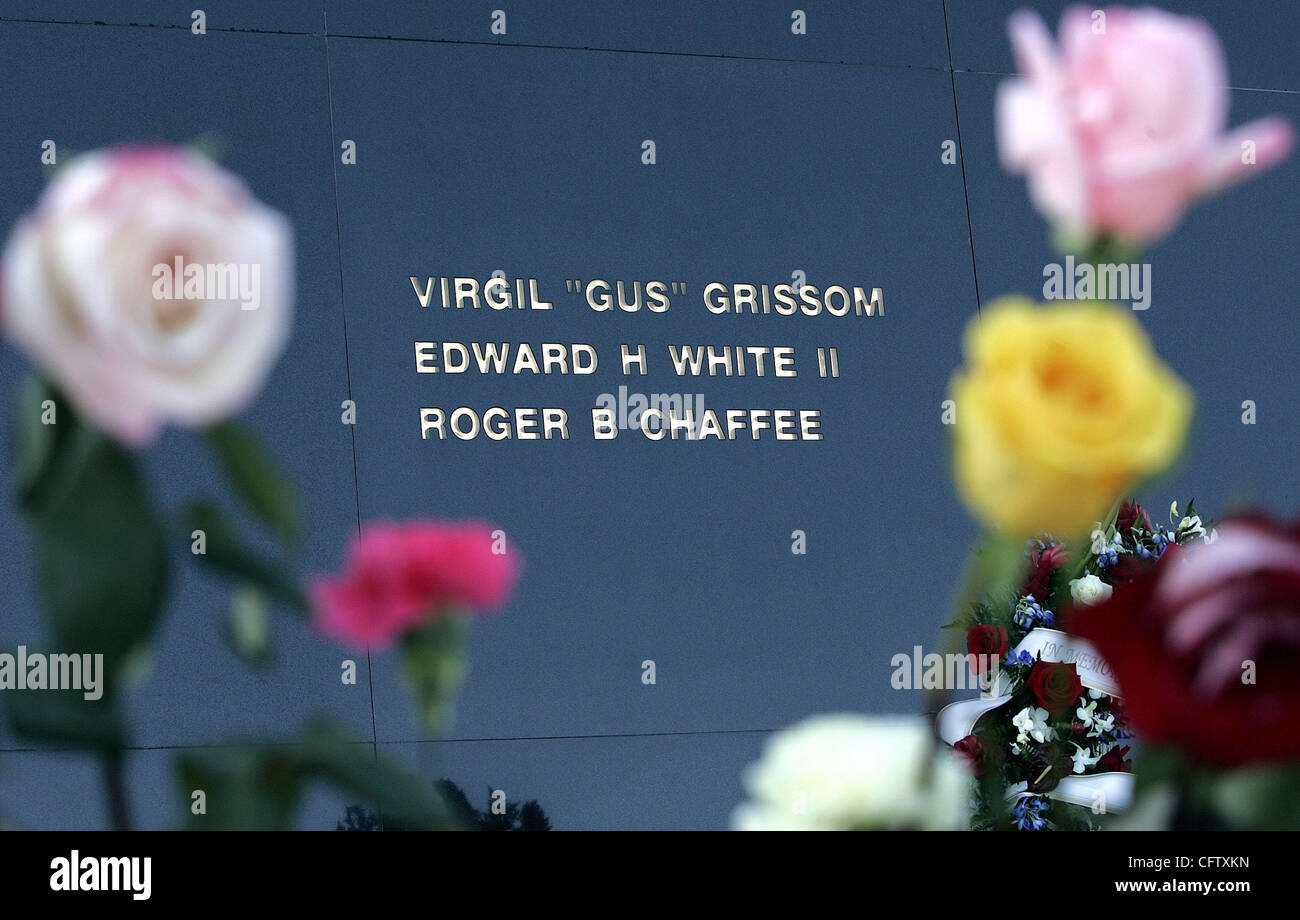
[309, 520, 519, 649]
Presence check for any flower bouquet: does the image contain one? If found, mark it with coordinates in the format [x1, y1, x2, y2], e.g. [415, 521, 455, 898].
[942, 500, 1216, 830]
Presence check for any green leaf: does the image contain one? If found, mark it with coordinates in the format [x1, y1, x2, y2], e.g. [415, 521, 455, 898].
[205, 421, 302, 547]
[8, 380, 163, 743]
[227, 584, 273, 666]
[187, 133, 227, 164]
[12, 377, 65, 507]
[2, 682, 125, 751]
[22, 412, 169, 673]
[175, 721, 456, 830]
[399, 616, 469, 735]
[182, 501, 306, 610]
[1132, 745, 1185, 797]
[299, 720, 456, 830]
[1210, 763, 1300, 830]
[176, 745, 305, 831]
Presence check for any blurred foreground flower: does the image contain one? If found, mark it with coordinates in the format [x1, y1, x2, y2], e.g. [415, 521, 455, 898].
[310, 520, 519, 650]
[1071, 517, 1300, 767]
[0, 146, 495, 829]
[949, 297, 1191, 537]
[310, 520, 520, 732]
[1, 146, 292, 446]
[732, 714, 969, 830]
[998, 5, 1293, 245]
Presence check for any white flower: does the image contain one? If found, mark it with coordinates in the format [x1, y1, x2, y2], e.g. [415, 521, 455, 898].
[1178, 515, 1205, 539]
[1089, 711, 1116, 736]
[1071, 743, 1099, 774]
[1012, 706, 1052, 744]
[1204, 527, 1220, 544]
[1079, 697, 1116, 737]
[1069, 573, 1113, 606]
[1, 147, 292, 446]
[731, 714, 969, 831]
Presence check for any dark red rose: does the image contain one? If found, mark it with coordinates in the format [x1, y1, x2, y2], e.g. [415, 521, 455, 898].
[1023, 543, 1068, 603]
[1026, 660, 1084, 716]
[953, 734, 1005, 779]
[1107, 553, 1154, 587]
[1071, 516, 1300, 767]
[966, 625, 1009, 673]
[1096, 745, 1132, 773]
[1118, 499, 1153, 539]
[953, 735, 985, 778]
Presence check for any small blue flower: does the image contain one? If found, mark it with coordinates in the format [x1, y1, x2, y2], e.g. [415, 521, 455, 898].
[1013, 796, 1050, 831]
[1013, 596, 1054, 630]
[1004, 649, 1034, 668]
[1096, 549, 1119, 568]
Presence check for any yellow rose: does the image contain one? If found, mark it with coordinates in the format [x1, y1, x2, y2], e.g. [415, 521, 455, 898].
[950, 297, 1192, 536]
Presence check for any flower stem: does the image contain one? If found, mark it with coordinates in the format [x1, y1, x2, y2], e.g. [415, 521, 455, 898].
[1060, 495, 1125, 589]
[102, 749, 133, 831]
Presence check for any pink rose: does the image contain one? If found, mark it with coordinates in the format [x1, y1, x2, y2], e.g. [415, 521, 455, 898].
[310, 521, 520, 649]
[997, 6, 1293, 243]
[1, 146, 292, 446]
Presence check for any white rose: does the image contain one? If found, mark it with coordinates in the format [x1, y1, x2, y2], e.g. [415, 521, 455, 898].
[2, 147, 292, 446]
[731, 714, 970, 831]
[1069, 573, 1114, 606]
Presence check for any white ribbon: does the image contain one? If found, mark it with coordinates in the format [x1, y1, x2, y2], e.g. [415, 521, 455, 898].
[1009, 628, 1121, 697]
[938, 695, 1009, 745]
[1007, 774, 1134, 811]
[938, 627, 1135, 812]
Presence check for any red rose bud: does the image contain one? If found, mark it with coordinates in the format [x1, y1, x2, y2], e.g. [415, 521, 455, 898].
[1097, 745, 1132, 773]
[1023, 542, 1068, 602]
[966, 625, 1010, 674]
[953, 735, 986, 779]
[1026, 660, 1084, 716]
[1118, 499, 1154, 538]
[1071, 516, 1300, 767]
[1107, 553, 1154, 587]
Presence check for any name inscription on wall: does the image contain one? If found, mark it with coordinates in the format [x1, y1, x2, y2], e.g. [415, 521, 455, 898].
[409, 274, 886, 444]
